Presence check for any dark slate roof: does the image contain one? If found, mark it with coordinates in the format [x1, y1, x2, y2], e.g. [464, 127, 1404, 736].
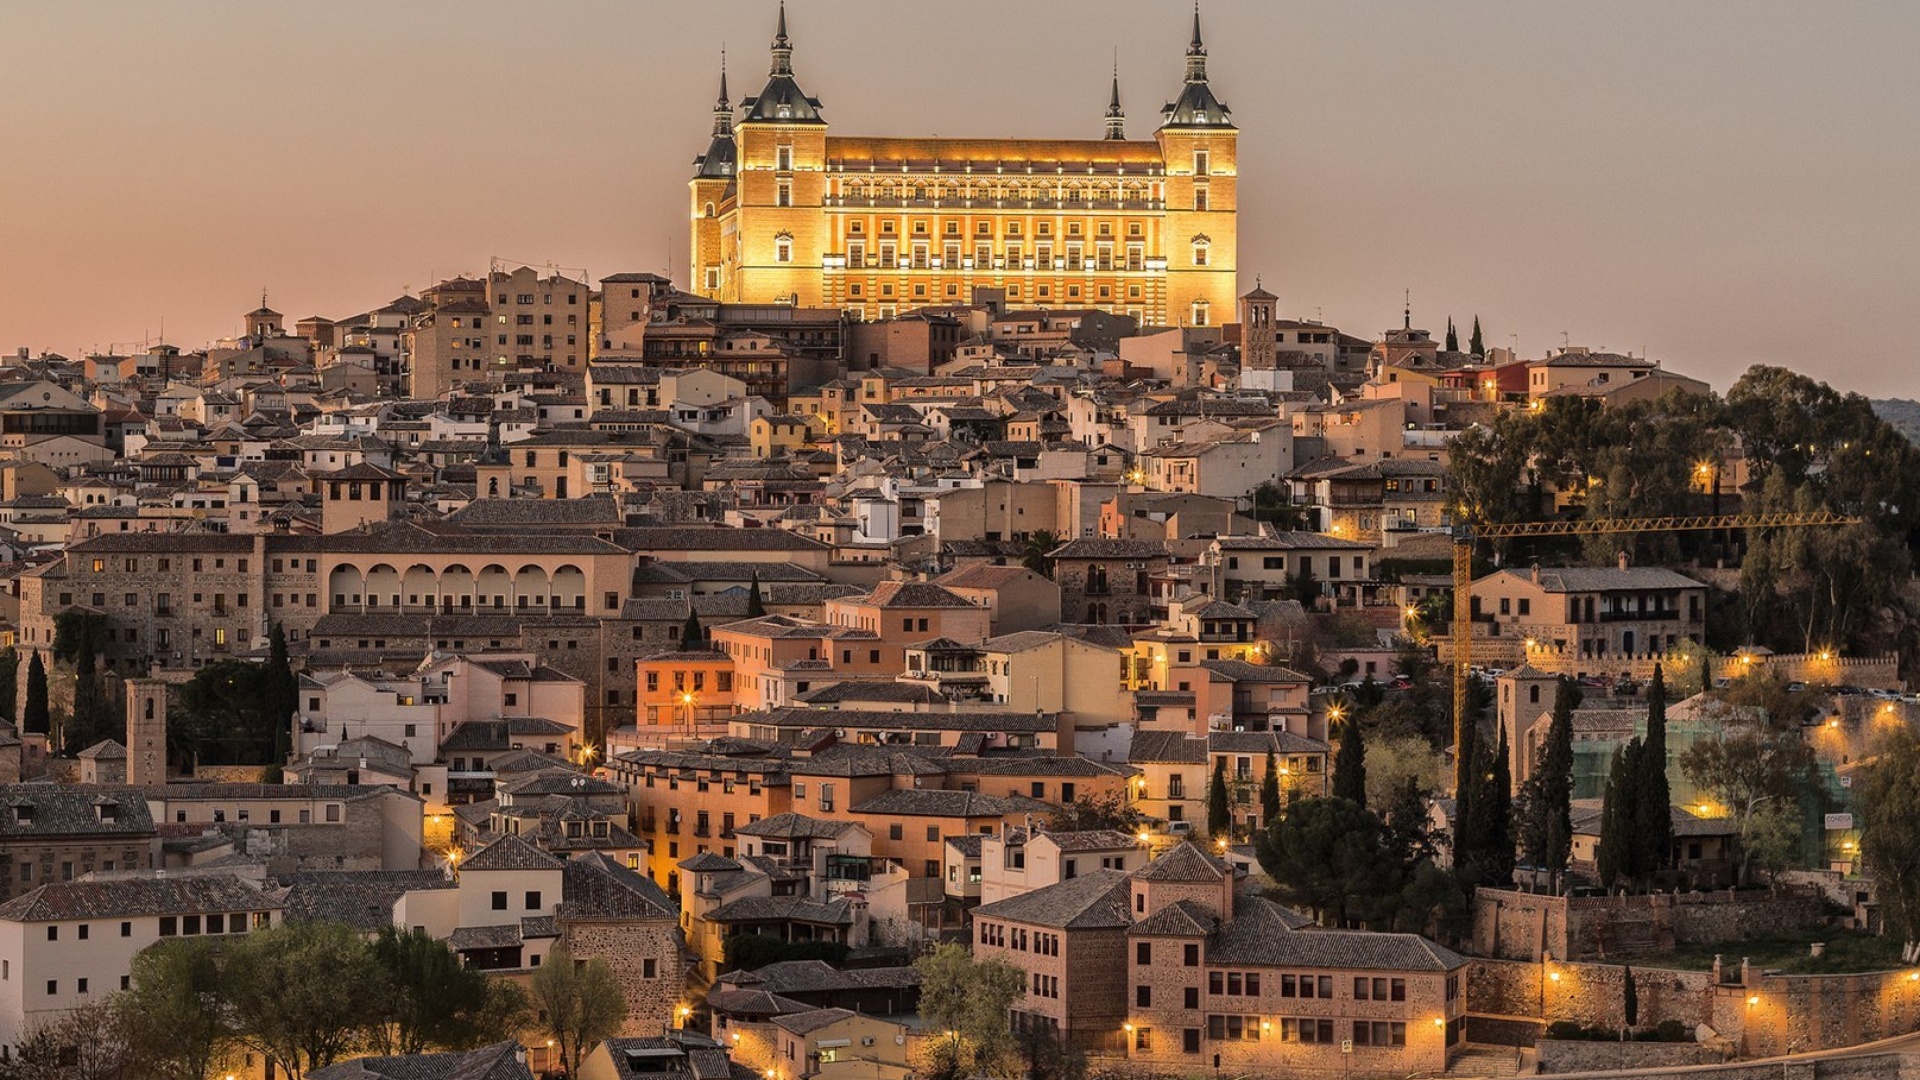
[739, 706, 1057, 734]
[1207, 897, 1462, 971]
[558, 852, 677, 920]
[448, 923, 525, 951]
[747, 959, 920, 994]
[706, 895, 854, 926]
[307, 1041, 532, 1080]
[773, 1007, 859, 1036]
[972, 868, 1133, 929]
[284, 870, 453, 931]
[848, 789, 1053, 818]
[1131, 897, 1217, 937]
[611, 527, 828, 553]
[595, 1035, 755, 1080]
[0, 785, 154, 838]
[1048, 538, 1169, 559]
[732, 812, 858, 840]
[1127, 730, 1208, 764]
[0, 873, 282, 922]
[461, 834, 565, 872]
[794, 681, 949, 706]
[1132, 841, 1231, 883]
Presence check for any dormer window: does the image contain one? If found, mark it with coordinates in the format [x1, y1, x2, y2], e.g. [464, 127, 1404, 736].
[12, 805, 33, 825]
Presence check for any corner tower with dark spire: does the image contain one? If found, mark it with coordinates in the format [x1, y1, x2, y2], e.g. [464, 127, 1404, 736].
[1104, 61, 1127, 140]
[707, 1, 829, 307]
[1157, 3, 1238, 329]
[689, 55, 737, 299]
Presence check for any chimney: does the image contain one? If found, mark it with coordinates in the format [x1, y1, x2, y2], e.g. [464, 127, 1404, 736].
[1530, 563, 1541, 585]
[1617, 550, 1630, 571]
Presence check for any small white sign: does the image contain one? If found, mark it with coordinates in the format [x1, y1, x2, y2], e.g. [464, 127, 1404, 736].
[1825, 813, 1855, 830]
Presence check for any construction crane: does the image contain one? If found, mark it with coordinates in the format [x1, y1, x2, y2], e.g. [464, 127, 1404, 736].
[1447, 510, 1861, 793]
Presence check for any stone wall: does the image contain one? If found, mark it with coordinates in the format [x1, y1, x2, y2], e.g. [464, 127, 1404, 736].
[193, 764, 273, 784]
[1534, 1052, 1917, 1080]
[1538, 1039, 1727, 1073]
[563, 916, 693, 1037]
[1472, 888, 1824, 962]
[1467, 958, 1715, 1033]
[1469, 956, 1920, 1061]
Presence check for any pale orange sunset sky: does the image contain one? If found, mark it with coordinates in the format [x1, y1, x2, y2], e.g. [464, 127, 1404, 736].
[1, 1, 1916, 395]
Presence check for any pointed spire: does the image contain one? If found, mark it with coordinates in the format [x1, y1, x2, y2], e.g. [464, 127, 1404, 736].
[1186, 2, 1209, 82]
[770, 1, 793, 77]
[711, 50, 734, 137]
[1104, 52, 1127, 140]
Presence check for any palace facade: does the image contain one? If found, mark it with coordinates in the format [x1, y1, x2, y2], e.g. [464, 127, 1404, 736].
[690, 5, 1239, 328]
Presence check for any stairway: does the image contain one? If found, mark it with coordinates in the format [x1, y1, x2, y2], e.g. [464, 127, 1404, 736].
[1447, 1044, 1528, 1078]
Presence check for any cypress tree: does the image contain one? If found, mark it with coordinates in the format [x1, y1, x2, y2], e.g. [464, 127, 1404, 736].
[0, 647, 17, 726]
[67, 636, 112, 753]
[745, 572, 767, 618]
[1641, 664, 1675, 879]
[1208, 757, 1231, 839]
[1445, 317, 1459, 352]
[682, 605, 704, 647]
[269, 623, 297, 763]
[1623, 964, 1639, 1033]
[1595, 744, 1630, 890]
[1334, 716, 1367, 805]
[1261, 749, 1282, 824]
[1454, 706, 1479, 873]
[1540, 677, 1576, 893]
[1483, 726, 1515, 886]
[1469, 316, 1485, 357]
[23, 651, 49, 736]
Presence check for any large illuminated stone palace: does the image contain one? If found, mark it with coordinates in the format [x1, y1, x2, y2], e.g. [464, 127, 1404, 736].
[690, 4, 1238, 327]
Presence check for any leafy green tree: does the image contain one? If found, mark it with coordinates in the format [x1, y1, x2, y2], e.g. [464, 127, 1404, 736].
[0, 647, 18, 726]
[1047, 790, 1140, 833]
[172, 660, 284, 765]
[1254, 796, 1405, 927]
[1333, 716, 1366, 804]
[1681, 725, 1815, 885]
[745, 572, 767, 617]
[1288, 562, 1319, 607]
[50, 610, 111, 666]
[1384, 775, 1436, 866]
[224, 920, 387, 1079]
[1207, 757, 1231, 839]
[913, 943, 1026, 1078]
[529, 947, 629, 1080]
[370, 927, 528, 1055]
[1020, 530, 1060, 580]
[1261, 750, 1282, 824]
[1469, 316, 1484, 357]
[22, 652, 48, 737]
[119, 938, 234, 1080]
[1744, 802, 1804, 890]
[1857, 726, 1920, 962]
